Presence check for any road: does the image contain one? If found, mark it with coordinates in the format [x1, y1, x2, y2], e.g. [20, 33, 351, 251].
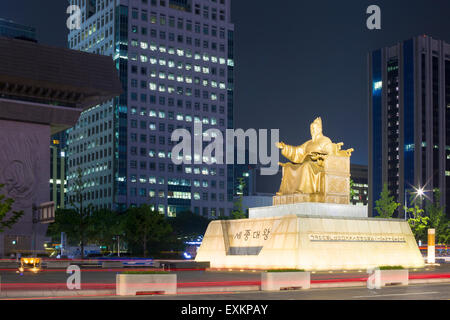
[1, 264, 448, 286]
[61, 283, 450, 300]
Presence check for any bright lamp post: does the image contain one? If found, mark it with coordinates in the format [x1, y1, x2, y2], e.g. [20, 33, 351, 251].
[404, 186, 425, 220]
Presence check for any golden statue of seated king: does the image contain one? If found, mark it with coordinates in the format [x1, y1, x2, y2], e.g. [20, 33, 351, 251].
[274, 117, 354, 205]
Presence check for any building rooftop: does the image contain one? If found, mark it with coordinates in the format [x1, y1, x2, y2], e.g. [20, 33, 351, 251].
[0, 37, 122, 133]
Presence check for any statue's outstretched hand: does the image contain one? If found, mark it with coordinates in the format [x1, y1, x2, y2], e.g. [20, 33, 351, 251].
[276, 142, 285, 149]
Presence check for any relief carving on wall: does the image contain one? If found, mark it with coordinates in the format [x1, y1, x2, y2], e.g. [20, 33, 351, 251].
[0, 132, 40, 209]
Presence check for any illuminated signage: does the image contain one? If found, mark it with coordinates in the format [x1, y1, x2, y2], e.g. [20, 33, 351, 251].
[309, 233, 406, 243]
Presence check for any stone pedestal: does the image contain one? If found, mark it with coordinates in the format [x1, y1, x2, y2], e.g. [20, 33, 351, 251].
[196, 213, 424, 271]
[249, 202, 367, 219]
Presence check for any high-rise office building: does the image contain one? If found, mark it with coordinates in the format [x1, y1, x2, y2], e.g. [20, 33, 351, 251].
[0, 18, 36, 41]
[368, 35, 450, 218]
[50, 135, 67, 209]
[66, 0, 235, 218]
[350, 164, 368, 206]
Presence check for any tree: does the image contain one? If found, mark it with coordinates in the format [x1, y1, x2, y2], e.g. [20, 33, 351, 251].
[375, 183, 400, 218]
[68, 167, 93, 259]
[350, 179, 357, 201]
[169, 211, 210, 241]
[425, 190, 450, 244]
[46, 208, 84, 246]
[88, 209, 124, 252]
[123, 204, 172, 257]
[407, 203, 429, 242]
[0, 184, 24, 233]
[232, 177, 247, 219]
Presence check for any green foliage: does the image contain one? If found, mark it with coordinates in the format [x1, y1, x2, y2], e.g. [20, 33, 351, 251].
[169, 211, 210, 240]
[267, 269, 306, 272]
[0, 184, 24, 233]
[232, 177, 247, 220]
[406, 200, 429, 242]
[121, 271, 170, 275]
[122, 204, 172, 257]
[46, 208, 83, 245]
[350, 179, 357, 200]
[375, 183, 400, 218]
[88, 209, 124, 251]
[424, 190, 450, 244]
[378, 266, 404, 270]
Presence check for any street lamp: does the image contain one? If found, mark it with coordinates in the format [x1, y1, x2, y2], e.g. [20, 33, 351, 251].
[417, 187, 424, 198]
[404, 186, 425, 220]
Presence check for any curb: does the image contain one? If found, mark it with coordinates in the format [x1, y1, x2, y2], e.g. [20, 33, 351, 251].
[0, 289, 115, 299]
[1, 276, 449, 298]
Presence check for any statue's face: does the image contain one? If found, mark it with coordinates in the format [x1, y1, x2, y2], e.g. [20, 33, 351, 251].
[310, 123, 321, 137]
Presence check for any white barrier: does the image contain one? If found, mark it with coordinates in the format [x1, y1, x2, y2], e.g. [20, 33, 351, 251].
[376, 269, 409, 286]
[261, 272, 311, 291]
[116, 274, 177, 296]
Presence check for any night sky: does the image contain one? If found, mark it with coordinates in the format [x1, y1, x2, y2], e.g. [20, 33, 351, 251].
[3, 0, 450, 165]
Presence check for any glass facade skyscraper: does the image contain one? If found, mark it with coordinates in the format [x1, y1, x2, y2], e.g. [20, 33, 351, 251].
[368, 36, 450, 218]
[66, 0, 234, 218]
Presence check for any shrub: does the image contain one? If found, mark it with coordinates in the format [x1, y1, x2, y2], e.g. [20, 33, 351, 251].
[121, 271, 170, 275]
[378, 266, 404, 270]
[266, 269, 306, 272]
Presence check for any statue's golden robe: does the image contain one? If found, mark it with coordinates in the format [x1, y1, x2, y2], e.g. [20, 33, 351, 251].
[278, 136, 333, 195]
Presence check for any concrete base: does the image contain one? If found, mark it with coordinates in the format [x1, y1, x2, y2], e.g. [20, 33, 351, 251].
[261, 272, 310, 291]
[249, 202, 368, 219]
[196, 214, 424, 271]
[116, 274, 177, 296]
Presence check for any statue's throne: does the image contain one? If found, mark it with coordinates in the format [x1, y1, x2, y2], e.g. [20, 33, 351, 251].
[273, 143, 353, 206]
